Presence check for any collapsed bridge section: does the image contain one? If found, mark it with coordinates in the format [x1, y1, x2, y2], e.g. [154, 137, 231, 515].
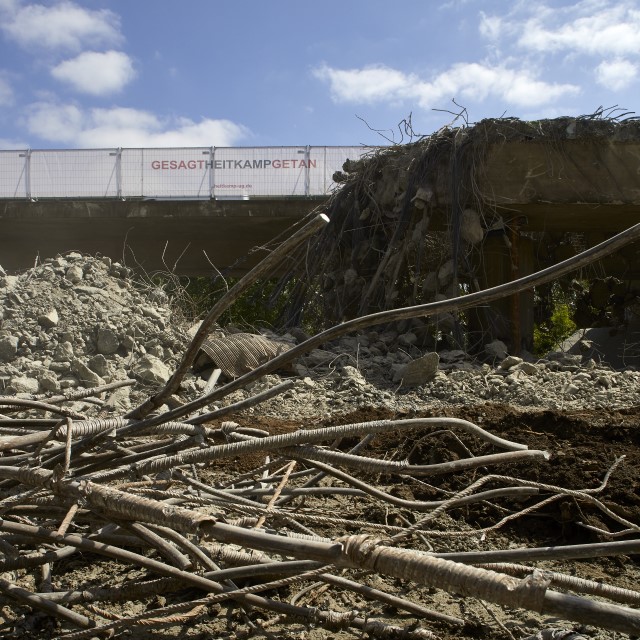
[278, 116, 640, 355]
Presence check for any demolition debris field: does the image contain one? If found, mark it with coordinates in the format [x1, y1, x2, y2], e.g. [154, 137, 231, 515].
[0, 245, 639, 639]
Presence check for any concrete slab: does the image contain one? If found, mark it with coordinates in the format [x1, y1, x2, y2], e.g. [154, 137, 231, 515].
[562, 320, 640, 370]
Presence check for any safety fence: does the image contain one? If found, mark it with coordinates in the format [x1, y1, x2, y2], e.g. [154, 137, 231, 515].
[0, 146, 372, 200]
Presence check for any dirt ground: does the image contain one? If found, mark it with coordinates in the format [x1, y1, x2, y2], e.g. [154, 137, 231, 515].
[2, 402, 639, 640]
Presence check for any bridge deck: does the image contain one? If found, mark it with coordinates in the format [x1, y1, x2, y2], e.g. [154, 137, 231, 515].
[1, 133, 640, 276]
[0, 198, 327, 276]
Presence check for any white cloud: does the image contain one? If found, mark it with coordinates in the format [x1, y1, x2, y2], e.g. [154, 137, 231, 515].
[519, 6, 640, 56]
[25, 103, 84, 142]
[2, 1, 122, 51]
[90, 107, 159, 132]
[0, 75, 13, 105]
[51, 51, 135, 96]
[141, 117, 248, 148]
[481, 2, 640, 58]
[475, 2, 640, 104]
[0, 137, 27, 149]
[0, 0, 18, 14]
[595, 58, 638, 90]
[479, 12, 502, 40]
[313, 64, 417, 103]
[502, 74, 579, 106]
[313, 62, 579, 109]
[25, 103, 249, 148]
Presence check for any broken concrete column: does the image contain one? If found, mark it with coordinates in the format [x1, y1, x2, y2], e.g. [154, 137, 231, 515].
[469, 232, 535, 352]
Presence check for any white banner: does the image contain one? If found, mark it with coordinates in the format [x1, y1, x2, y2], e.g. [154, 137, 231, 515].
[0, 146, 373, 199]
[132, 148, 211, 198]
[212, 147, 309, 198]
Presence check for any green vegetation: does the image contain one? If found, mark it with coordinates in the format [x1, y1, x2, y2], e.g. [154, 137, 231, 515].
[182, 276, 285, 329]
[533, 292, 577, 355]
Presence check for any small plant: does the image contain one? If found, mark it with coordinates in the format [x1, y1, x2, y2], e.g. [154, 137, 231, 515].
[533, 299, 576, 355]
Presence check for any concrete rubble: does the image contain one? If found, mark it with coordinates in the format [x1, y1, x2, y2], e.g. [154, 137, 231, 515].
[1, 253, 639, 422]
[0, 253, 192, 412]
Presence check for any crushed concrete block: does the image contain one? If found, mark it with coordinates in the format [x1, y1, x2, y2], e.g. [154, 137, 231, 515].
[134, 354, 171, 385]
[11, 376, 39, 394]
[516, 362, 539, 375]
[104, 386, 132, 412]
[411, 186, 433, 209]
[485, 340, 508, 361]
[461, 208, 484, 245]
[500, 355, 523, 369]
[88, 354, 110, 378]
[0, 275, 18, 291]
[0, 334, 19, 361]
[39, 370, 60, 392]
[562, 383, 580, 396]
[72, 359, 105, 387]
[38, 309, 59, 328]
[437, 259, 455, 287]
[395, 352, 440, 386]
[97, 327, 120, 355]
[142, 306, 163, 321]
[398, 332, 417, 346]
[340, 365, 367, 387]
[65, 265, 84, 283]
[53, 341, 75, 362]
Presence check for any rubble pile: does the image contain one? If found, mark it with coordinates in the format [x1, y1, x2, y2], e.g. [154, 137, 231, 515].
[1, 253, 640, 638]
[1, 252, 639, 422]
[276, 116, 640, 359]
[0, 253, 193, 412]
[286, 332, 640, 419]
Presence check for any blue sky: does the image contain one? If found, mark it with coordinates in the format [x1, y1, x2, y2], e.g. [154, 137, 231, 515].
[0, 0, 639, 149]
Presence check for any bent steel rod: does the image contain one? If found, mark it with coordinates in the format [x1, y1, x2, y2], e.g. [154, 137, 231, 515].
[3, 465, 640, 636]
[128, 211, 330, 419]
[124, 221, 640, 431]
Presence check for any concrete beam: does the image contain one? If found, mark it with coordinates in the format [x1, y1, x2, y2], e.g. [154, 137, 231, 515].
[0, 198, 327, 276]
[479, 139, 640, 232]
[2, 136, 640, 276]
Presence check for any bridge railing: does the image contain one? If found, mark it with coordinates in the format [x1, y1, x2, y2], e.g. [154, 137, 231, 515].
[0, 146, 373, 200]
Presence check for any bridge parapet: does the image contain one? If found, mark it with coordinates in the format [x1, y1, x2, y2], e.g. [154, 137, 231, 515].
[0, 146, 372, 200]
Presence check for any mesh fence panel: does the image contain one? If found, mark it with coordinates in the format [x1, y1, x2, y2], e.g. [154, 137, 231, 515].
[0, 146, 378, 199]
[138, 148, 212, 198]
[309, 146, 372, 195]
[120, 149, 143, 198]
[30, 149, 118, 198]
[213, 147, 307, 197]
[0, 150, 28, 198]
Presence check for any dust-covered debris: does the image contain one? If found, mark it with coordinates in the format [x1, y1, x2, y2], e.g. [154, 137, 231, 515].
[0, 253, 193, 408]
[0, 243, 639, 638]
[1, 251, 639, 422]
[275, 116, 640, 359]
